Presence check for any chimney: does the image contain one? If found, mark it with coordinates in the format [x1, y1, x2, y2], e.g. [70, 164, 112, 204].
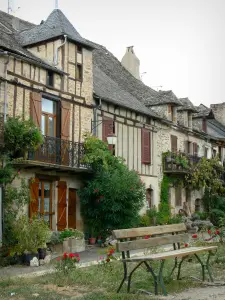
[12, 17, 20, 31]
[210, 103, 225, 126]
[121, 46, 140, 80]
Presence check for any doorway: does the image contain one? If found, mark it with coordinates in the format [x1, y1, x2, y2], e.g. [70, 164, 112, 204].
[68, 188, 76, 228]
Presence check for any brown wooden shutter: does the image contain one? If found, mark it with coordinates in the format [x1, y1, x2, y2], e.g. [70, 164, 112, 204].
[30, 92, 42, 128]
[102, 119, 114, 142]
[202, 119, 207, 133]
[193, 142, 198, 155]
[141, 128, 151, 164]
[57, 181, 67, 231]
[168, 105, 172, 114]
[171, 135, 177, 152]
[61, 101, 70, 140]
[29, 178, 39, 217]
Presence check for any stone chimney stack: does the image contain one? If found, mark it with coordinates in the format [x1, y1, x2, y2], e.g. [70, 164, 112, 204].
[121, 46, 140, 80]
[210, 103, 225, 126]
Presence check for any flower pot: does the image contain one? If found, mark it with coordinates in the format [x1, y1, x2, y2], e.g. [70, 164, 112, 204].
[24, 253, 38, 266]
[69, 238, 85, 253]
[38, 248, 46, 260]
[89, 237, 96, 245]
[63, 239, 70, 253]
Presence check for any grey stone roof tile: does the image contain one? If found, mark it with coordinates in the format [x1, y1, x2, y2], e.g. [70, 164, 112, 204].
[177, 97, 197, 112]
[17, 9, 94, 49]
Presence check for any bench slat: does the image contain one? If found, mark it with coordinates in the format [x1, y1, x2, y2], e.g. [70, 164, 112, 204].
[113, 224, 187, 239]
[122, 246, 218, 262]
[117, 233, 189, 252]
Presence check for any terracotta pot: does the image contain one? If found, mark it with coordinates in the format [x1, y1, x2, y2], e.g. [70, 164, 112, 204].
[89, 237, 96, 245]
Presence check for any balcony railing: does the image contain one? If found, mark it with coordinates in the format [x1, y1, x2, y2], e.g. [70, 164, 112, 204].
[163, 152, 201, 173]
[28, 135, 90, 169]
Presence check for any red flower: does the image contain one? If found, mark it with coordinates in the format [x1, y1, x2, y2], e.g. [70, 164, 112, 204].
[63, 252, 68, 258]
[208, 230, 211, 235]
[77, 257, 80, 262]
[94, 189, 99, 193]
[215, 230, 220, 235]
[107, 253, 111, 257]
[192, 234, 198, 239]
[106, 258, 110, 262]
[56, 257, 61, 261]
[144, 235, 150, 239]
[184, 243, 188, 247]
[69, 253, 75, 258]
[109, 249, 115, 254]
[74, 253, 80, 257]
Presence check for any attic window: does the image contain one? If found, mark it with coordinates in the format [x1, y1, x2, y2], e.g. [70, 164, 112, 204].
[47, 70, 54, 87]
[77, 45, 82, 53]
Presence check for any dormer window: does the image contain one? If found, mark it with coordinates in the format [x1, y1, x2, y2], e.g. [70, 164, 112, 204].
[168, 105, 176, 122]
[47, 70, 54, 87]
[188, 112, 192, 128]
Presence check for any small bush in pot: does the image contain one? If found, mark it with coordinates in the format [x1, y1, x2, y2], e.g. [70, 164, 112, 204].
[10, 215, 51, 265]
[59, 228, 84, 242]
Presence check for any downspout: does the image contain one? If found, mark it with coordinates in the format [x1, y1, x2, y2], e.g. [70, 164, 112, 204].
[92, 97, 101, 136]
[0, 52, 9, 245]
[53, 35, 67, 66]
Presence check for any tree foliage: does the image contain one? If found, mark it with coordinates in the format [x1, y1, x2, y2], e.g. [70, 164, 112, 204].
[78, 134, 145, 237]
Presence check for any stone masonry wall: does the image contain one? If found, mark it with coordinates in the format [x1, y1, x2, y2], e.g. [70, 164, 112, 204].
[211, 103, 225, 126]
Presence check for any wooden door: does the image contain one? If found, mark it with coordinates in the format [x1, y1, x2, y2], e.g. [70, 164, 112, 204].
[68, 189, 76, 229]
[57, 181, 67, 231]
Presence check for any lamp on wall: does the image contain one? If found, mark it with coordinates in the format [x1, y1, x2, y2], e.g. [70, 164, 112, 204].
[91, 120, 117, 145]
[107, 134, 117, 145]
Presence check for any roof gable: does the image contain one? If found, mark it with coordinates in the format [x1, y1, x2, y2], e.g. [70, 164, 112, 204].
[177, 97, 197, 112]
[17, 9, 94, 49]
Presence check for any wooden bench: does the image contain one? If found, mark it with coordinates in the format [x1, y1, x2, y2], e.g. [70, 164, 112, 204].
[112, 223, 217, 296]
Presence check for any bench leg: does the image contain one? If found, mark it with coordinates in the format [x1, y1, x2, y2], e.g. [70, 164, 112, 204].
[127, 262, 143, 293]
[177, 256, 189, 280]
[117, 262, 128, 293]
[158, 260, 167, 296]
[170, 257, 178, 277]
[144, 261, 158, 295]
[194, 252, 214, 282]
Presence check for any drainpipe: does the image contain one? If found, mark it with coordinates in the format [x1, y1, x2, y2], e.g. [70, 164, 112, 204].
[53, 35, 67, 66]
[92, 97, 101, 136]
[0, 52, 9, 245]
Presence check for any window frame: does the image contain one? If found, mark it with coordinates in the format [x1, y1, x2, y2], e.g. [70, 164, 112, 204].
[38, 180, 54, 229]
[41, 98, 57, 137]
[76, 63, 83, 81]
[46, 70, 54, 88]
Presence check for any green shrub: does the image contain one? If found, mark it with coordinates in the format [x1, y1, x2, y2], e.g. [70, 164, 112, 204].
[210, 209, 225, 227]
[59, 229, 84, 242]
[3, 117, 43, 158]
[139, 215, 151, 227]
[167, 214, 183, 224]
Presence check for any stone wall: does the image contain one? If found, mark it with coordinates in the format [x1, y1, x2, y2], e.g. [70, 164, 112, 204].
[211, 103, 225, 126]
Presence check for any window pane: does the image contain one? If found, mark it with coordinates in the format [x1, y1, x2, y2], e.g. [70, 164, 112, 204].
[42, 98, 56, 114]
[44, 183, 50, 197]
[44, 198, 50, 212]
[44, 214, 50, 224]
[48, 117, 55, 137]
[41, 115, 45, 135]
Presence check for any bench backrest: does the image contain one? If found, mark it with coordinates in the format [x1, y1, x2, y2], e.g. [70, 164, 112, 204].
[112, 223, 188, 252]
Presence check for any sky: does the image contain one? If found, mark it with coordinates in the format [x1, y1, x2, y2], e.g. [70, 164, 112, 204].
[0, 0, 225, 107]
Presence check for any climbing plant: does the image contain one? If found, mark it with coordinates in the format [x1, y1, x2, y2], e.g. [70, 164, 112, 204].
[78, 134, 145, 238]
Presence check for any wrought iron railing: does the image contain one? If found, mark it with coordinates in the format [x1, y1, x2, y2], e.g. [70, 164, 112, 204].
[28, 135, 90, 169]
[163, 152, 201, 173]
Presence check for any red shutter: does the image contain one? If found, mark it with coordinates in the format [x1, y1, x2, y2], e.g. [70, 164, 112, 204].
[30, 92, 42, 128]
[57, 181, 67, 231]
[193, 143, 198, 155]
[29, 178, 39, 217]
[202, 119, 207, 133]
[141, 128, 151, 164]
[102, 119, 114, 142]
[171, 135, 177, 152]
[61, 101, 70, 140]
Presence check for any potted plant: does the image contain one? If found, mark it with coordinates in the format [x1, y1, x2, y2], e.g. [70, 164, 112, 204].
[59, 229, 85, 253]
[10, 215, 51, 265]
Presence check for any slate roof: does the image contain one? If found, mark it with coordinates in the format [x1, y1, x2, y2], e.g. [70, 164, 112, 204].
[193, 104, 213, 118]
[177, 97, 197, 112]
[207, 119, 225, 138]
[91, 42, 181, 107]
[17, 9, 94, 49]
[93, 65, 160, 118]
[0, 10, 64, 73]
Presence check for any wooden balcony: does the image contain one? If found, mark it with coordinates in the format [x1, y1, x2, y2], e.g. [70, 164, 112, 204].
[13, 135, 91, 173]
[163, 152, 201, 174]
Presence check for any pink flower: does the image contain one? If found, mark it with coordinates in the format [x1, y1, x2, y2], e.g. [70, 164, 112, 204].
[144, 235, 150, 239]
[56, 257, 61, 261]
[74, 253, 80, 257]
[192, 234, 197, 239]
[208, 230, 211, 235]
[99, 256, 103, 260]
[215, 230, 220, 235]
[184, 243, 188, 247]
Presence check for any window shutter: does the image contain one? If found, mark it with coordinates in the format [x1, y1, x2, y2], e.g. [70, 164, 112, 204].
[57, 181, 67, 231]
[141, 128, 151, 164]
[171, 135, 177, 152]
[175, 187, 182, 206]
[193, 142, 198, 155]
[168, 105, 172, 114]
[30, 92, 42, 128]
[61, 101, 70, 140]
[202, 119, 207, 133]
[29, 178, 39, 217]
[102, 119, 114, 142]
[184, 141, 189, 154]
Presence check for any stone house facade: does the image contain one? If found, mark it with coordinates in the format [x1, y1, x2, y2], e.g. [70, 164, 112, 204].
[0, 9, 94, 231]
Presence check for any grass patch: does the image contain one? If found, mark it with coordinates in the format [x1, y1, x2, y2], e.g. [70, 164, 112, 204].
[0, 243, 225, 299]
